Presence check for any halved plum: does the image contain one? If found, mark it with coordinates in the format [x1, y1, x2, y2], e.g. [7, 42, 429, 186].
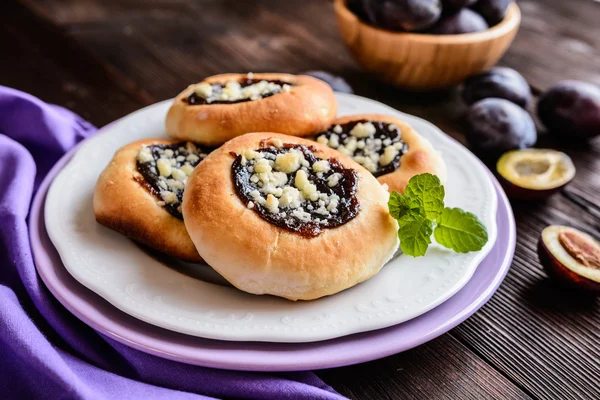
[496, 149, 575, 200]
[538, 225, 600, 293]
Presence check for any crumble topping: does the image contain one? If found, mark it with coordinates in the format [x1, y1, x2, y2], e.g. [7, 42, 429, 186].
[315, 120, 408, 177]
[136, 142, 211, 219]
[231, 141, 360, 237]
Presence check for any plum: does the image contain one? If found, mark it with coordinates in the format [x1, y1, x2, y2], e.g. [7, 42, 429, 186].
[465, 98, 537, 159]
[471, 0, 511, 26]
[347, 0, 369, 20]
[462, 67, 531, 108]
[303, 71, 354, 94]
[496, 149, 575, 200]
[361, 0, 442, 32]
[441, 0, 478, 11]
[539, 225, 600, 293]
[537, 80, 600, 140]
[428, 8, 488, 34]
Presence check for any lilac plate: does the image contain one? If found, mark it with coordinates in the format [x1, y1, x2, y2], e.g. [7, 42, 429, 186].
[30, 145, 515, 372]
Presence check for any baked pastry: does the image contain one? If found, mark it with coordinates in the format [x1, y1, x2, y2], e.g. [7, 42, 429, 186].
[94, 139, 212, 262]
[166, 73, 337, 146]
[182, 132, 399, 301]
[314, 114, 447, 193]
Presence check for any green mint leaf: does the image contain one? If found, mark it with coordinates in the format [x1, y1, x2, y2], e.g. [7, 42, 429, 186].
[434, 207, 488, 253]
[403, 173, 445, 221]
[388, 191, 421, 220]
[398, 213, 433, 257]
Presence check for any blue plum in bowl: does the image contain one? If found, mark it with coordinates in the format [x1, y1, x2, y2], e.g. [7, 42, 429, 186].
[441, 0, 478, 11]
[360, 0, 442, 32]
[428, 8, 488, 34]
[471, 0, 511, 26]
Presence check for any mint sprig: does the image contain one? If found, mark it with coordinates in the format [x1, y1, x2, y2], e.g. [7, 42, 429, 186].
[403, 173, 445, 220]
[434, 207, 488, 253]
[398, 213, 432, 257]
[388, 174, 488, 257]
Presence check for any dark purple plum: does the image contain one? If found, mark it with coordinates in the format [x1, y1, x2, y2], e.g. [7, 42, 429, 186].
[441, 0, 478, 11]
[537, 80, 600, 140]
[361, 0, 442, 32]
[428, 8, 488, 34]
[465, 98, 537, 159]
[347, 0, 369, 20]
[462, 67, 531, 107]
[471, 0, 511, 26]
[303, 71, 354, 94]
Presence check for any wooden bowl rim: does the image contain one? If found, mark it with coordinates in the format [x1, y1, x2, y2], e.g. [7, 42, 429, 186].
[334, 0, 521, 44]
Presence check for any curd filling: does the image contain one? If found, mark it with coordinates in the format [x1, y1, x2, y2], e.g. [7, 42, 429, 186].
[186, 77, 293, 105]
[136, 142, 211, 219]
[231, 141, 360, 237]
[315, 120, 408, 177]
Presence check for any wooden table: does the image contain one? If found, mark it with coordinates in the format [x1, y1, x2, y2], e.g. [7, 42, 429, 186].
[4, 0, 599, 398]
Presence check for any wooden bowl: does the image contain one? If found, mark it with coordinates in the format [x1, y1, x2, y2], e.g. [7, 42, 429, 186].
[334, 0, 521, 91]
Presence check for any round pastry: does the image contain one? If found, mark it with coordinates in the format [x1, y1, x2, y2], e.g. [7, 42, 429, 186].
[94, 139, 212, 262]
[314, 114, 447, 194]
[183, 132, 399, 301]
[166, 73, 337, 146]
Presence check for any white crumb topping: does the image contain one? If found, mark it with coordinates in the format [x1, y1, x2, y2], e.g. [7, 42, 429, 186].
[380, 145, 399, 166]
[193, 79, 292, 103]
[275, 149, 302, 173]
[237, 145, 353, 223]
[315, 121, 406, 175]
[312, 160, 330, 173]
[136, 143, 207, 215]
[350, 122, 376, 138]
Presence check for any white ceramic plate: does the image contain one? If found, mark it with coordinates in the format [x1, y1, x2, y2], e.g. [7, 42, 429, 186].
[45, 93, 497, 343]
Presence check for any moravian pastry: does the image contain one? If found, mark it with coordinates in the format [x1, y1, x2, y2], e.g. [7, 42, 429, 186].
[166, 73, 337, 146]
[314, 114, 447, 193]
[94, 139, 212, 262]
[182, 132, 399, 300]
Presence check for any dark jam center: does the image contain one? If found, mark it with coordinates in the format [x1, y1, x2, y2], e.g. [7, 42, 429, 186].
[136, 142, 210, 219]
[186, 78, 291, 105]
[231, 144, 360, 238]
[316, 120, 408, 177]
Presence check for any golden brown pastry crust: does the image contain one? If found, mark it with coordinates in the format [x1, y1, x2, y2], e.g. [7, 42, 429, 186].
[182, 132, 399, 301]
[166, 73, 337, 146]
[329, 114, 447, 194]
[93, 139, 203, 263]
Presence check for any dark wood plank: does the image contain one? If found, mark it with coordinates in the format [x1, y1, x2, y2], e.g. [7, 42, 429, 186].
[13, 0, 600, 399]
[0, 1, 147, 126]
[318, 335, 531, 400]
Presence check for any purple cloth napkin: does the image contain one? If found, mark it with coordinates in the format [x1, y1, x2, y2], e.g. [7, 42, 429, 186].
[0, 86, 345, 400]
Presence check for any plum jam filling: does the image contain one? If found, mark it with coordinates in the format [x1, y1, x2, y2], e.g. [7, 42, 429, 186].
[315, 120, 408, 177]
[186, 78, 293, 105]
[136, 142, 211, 219]
[231, 141, 360, 238]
